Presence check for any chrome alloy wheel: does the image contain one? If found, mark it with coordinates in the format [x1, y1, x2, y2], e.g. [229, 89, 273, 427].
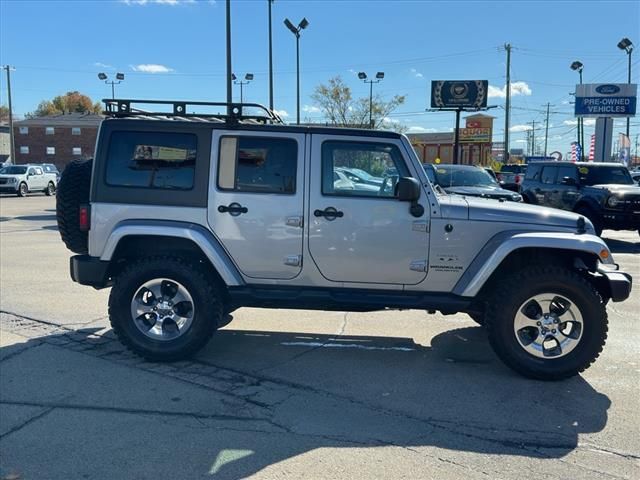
[130, 278, 194, 341]
[513, 293, 584, 359]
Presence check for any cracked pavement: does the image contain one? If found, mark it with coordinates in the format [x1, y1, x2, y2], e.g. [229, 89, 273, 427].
[1, 196, 639, 479]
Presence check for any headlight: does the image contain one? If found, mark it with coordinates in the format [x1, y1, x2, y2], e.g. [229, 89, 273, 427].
[607, 196, 622, 208]
[512, 194, 522, 202]
[8, 177, 16, 183]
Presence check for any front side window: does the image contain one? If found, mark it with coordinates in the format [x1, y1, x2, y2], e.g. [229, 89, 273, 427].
[541, 166, 557, 184]
[322, 141, 409, 198]
[106, 131, 197, 190]
[34, 167, 43, 175]
[579, 166, 634, 186]
[524, 164, 541, 180]
[557, 166, 577, 183]
[46, 127, 54, 135]
[28, 168, 36, 175]
[217, 136, 297, 194]
[46, 146, 55, 155]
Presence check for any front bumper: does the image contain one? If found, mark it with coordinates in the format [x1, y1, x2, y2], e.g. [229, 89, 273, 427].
[601, 209, 640, 230]
[596, 266, 633, 302]
[70, 255, 110, 289]
[0, 184, 19, 192]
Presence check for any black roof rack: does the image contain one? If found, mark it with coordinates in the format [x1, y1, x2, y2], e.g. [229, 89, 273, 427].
[102, 99, 284, 125]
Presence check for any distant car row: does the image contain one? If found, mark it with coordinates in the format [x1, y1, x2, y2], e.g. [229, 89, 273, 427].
[0, 163, 60, 197]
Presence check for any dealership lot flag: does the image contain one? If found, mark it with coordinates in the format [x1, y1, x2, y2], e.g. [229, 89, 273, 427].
[618, 134, 630, 166]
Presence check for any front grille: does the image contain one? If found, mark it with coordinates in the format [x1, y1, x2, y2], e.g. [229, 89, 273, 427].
[628, 197, 640, 212]
[0, 178, 8, 185]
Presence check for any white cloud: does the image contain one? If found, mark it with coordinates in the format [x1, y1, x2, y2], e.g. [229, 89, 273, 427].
[93, 62, 112, 69]
[563, 118, 596, 126]
[382, 117, 400, 124]
[121, 0, 196, 5]
[515, 139, 528, 144]
[274, 110, 289, 118]
[488, 81, 532, 98]
[410, 68, 424, 79]
[303, 105, 321, 113]
[510, 124, 533, 132]
[130, 63, 174, 73]
[407, 126, 437, 133]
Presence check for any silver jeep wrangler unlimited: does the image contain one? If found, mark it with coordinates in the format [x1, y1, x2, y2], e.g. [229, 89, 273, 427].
[56, 99, 632, 380]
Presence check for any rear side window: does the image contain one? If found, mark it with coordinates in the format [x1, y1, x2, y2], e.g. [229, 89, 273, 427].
[557, 166, 577, 182]
[217, 136, 297, 194]
[524, 164, 541, 180]
[105, 131, 197, 190]
[541, 166, 557, 184]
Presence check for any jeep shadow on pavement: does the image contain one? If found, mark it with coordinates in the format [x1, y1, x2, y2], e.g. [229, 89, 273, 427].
[0, 316, 614, 479]
[55, 98, 632, 381]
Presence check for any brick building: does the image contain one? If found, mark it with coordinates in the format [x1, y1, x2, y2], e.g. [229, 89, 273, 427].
[13, 113, 103, 170]
[0, 124, 10, 163]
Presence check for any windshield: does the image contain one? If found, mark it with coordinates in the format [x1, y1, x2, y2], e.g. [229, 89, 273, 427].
[433, 166, 498, 187]
[0, 166, 27, 175]
[579, 166, 634, 186]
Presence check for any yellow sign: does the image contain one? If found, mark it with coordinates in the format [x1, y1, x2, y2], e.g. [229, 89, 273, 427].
[459, 127, 491, 143]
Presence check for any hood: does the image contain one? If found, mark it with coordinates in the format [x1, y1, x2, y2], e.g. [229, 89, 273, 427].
[586, 184, 640, 195]
[443, 185, 520, 200]
[465, 196, 590, 232]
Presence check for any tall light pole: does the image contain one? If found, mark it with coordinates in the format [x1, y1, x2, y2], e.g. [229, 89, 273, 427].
[358, 71, 384, 128]
[232, 73, 254, 103]
[98, 72, 125, 99]
[226, 0, 232, 116]
[503, 43, 512, 163]
[3, 65, 15, 165]
[284, 17, 309, 125]
[570, 60, 584, 159]
[268, 0, 275, 111]
[617, 37, 633, 140]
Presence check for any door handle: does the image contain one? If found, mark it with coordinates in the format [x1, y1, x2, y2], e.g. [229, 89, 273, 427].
[314, 207, 344, 220]
[218, 202, 248, 216]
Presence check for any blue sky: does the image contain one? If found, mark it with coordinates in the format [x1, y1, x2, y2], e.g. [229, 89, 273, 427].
[1, 0, 638, 154]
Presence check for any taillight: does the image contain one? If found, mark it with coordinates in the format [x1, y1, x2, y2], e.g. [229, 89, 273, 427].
[515, 174, 522, 184]
[79, 205, 90, 232]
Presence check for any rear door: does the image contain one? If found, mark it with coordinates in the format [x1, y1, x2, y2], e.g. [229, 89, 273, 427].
[553, 165, 579, 210]
[208, 130, 305, 280]
[535, 166, 558, 205]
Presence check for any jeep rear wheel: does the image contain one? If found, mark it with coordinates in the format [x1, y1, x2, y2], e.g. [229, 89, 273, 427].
[108, 256, 222, 361]
[485, 266, 607, 380]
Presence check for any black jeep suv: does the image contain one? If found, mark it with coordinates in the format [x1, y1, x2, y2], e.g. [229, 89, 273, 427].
[521, 161, 640, 236]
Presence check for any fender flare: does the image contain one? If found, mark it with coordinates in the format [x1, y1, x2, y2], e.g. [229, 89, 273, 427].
[453, 230, 613, 298]
[100, 220, 244, 286]
[573, 197, 602, 214]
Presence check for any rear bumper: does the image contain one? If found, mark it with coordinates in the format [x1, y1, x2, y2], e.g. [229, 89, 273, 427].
[70, 255, 110, 289]
[597, 267, 632, 302]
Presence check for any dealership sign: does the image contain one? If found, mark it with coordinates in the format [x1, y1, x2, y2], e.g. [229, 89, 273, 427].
[431, 80, 488, 109]
[458, 127, 491, 143]
[575, 83, 637, 117]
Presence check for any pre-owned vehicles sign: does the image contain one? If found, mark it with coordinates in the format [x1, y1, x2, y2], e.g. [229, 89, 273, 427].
[575, 83, 637, 117]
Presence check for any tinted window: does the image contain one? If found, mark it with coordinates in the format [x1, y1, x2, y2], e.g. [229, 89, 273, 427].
[579, 166, 634, 186]
[524, 164, 541, 180]
[217, 136, 297, 194]
[1, 166, 27, 175]
[557, 166, 577, 183]
[541, 166, 557, 184]
[106, 131, 197, 190]
[322, 141, 409, 198]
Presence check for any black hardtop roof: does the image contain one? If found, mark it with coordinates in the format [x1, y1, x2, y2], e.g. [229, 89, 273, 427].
[101, 117, 403, 139]
[530, 161, 627, 167]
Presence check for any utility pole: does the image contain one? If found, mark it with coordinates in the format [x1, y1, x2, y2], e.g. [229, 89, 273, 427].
[530, 120, 536, 156]
[268, 0, 274, 111]
[543, 102, 553, 157]
[226, 0, 232, 116]
[504, 43, 512, 163]
[3, 65, 16, 165]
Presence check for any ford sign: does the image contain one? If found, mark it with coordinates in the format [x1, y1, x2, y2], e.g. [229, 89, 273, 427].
[595, 84, 621, 95]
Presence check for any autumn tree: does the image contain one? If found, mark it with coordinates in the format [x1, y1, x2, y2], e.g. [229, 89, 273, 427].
[310, 76, 406, 131]
[27, 91, 102, 118]
[0, 104, 9, 123]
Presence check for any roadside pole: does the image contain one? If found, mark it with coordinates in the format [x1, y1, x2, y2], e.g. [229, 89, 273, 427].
[3, 65, 16, 165]
[453, 108, 461, 164]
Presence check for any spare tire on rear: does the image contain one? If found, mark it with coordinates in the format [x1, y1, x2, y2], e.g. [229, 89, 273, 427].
[56, 159, 93, 254]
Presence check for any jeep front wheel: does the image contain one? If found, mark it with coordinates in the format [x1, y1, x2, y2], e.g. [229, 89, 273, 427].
[17, 182, 28, 197]
[486, 266, 607, 380]
[108, 256, 222, 361]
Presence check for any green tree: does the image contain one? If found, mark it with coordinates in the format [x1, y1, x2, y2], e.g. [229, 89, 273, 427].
[0, 104, 9, 123]
[310, 76, 406, 131]
[27, 91, 101, 118]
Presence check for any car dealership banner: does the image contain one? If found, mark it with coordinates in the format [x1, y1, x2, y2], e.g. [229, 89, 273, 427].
[575, 83, 637, 117]
[431, 80, 488, 109]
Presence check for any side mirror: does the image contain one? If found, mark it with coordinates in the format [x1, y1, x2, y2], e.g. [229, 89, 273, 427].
[397, 177, 421, 202]
[561, 176, 576, 186]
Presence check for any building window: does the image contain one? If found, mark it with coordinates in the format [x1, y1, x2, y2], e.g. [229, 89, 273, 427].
[46, 127, 55, 135]
[72, 127, 81, 135]
[19, 127, 28, 134]
[46, 147, 55, 155]
[20, 146, 29, 154]
[72, 147, 82, 156]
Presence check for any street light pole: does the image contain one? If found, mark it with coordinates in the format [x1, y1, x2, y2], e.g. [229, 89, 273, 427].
[570, 61, 584, 159]
[284, 17, 309, 125]
[3, 65, 15, 165]
[98, 73, 125, 100]
[226, 0, 232, 116]
[358, 71, 384, 128]
[617, 37, 634, 140]
[268, 0, 274, 111]
[232, 73, 254, 103]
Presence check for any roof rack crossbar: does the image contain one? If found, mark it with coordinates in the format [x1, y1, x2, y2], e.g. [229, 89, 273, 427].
[102, 98, 284, 124]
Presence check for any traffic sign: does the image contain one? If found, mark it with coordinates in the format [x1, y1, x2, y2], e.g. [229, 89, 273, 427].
[575, 83, 637, 117]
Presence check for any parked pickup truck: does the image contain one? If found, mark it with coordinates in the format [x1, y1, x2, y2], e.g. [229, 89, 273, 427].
[0, 164, 58, 197]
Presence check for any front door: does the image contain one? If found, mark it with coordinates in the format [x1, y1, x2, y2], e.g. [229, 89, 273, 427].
[208, 130, 305, 280]
[308, 135, 429, 285]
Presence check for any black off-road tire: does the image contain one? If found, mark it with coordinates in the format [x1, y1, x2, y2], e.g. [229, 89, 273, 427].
[485, 266, 607, 380]
[108, 256, 222, 362]
[575, 205, 603, 236]
[45, 182, 55, 196]
[56, 159, 92, 254]
[17, 182, 28, 197]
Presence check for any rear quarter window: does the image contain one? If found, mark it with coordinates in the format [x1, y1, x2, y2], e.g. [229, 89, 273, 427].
[525, 164, 541, 180]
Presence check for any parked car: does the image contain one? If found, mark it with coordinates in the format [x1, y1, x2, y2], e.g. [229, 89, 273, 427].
[0, 164, 57, 197]
[335, 167, 384, 187]
[55, 97, 631, 380]
[333, 169, 381, 194]
[630, 171, 640, 186]
[521, 161, 640, 236]
[42, 163, 61, 182]
[424, 164, 522, 202]
[498, 171, 523, 193]
[499, 164, 527, 175]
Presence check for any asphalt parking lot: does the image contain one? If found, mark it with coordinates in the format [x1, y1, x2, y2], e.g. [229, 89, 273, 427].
[0, 194, 638, 480]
